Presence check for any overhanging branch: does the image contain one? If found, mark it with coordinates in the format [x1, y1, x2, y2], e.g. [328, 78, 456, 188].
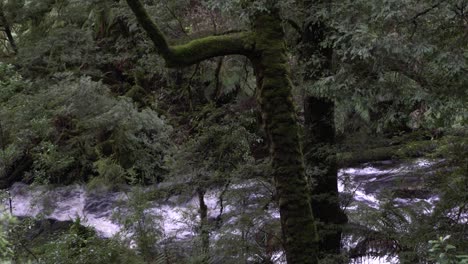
[126, 0, 254, 67]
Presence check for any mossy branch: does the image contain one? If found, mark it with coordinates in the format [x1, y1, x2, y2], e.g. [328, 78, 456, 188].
[338, 139, 440, 166]
[126, 0, 254, 67]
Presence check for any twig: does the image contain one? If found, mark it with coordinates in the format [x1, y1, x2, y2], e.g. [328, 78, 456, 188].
[410, 0, 447, 22]
[211, 56, 224, 101]
[242, 57, 254, 93]
[0, 8, 18, 54]
[186, 63, 200, 111]
[8, 191, 12, 215]
[19, 241, 39, 262]
[342, 181, 363, 211]
[216, 181, 230, 220]
[163, 1, 188, 36]
[209, 10, 218, 34]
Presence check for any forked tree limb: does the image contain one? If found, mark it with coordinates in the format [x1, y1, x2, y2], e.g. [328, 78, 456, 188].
[126, 0, 254, 67]
[127, 1, 321, 262]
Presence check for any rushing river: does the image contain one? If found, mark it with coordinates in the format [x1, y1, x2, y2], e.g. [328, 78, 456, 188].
[1, 158, 456, 264]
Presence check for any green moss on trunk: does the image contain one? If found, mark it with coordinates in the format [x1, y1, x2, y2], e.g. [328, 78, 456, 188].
[126, 1, 320, 262]
[126, 0, 254, 67]
[251, 13, 319, 264]
[301, 17, 347, 258]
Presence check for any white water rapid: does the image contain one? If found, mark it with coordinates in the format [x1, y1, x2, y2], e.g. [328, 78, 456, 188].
[1, 158, 454, 264]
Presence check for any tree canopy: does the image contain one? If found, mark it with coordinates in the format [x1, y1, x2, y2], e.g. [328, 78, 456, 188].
[0, 0, 466, 263]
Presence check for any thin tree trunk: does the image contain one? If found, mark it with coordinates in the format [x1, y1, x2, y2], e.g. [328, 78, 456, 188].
[211, 56, 224, 101]
[197, 188, 210, 262]
[0, 8, 17, 54]
[305, 96, 346, 255]
[301, 16, 348, 258]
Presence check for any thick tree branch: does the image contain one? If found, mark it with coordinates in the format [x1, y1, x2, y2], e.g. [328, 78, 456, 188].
[126, 0, 254, 67]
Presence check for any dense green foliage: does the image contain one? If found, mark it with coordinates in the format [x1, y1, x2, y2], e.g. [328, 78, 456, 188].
[288, 0, 467, 134]
[1, 0, 466, 263]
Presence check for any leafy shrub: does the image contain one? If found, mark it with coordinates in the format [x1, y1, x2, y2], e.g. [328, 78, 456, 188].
[1, 75, 172, 185]
[35, 218, 146, 264]
[428, 235, 468, 264]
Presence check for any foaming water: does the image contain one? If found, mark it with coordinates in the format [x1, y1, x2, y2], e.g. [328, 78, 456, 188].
[339, 159, 442, 264]
[2, 158, 452, 264]
[339, 158, 440, 210]
[8, 183, 122, 237]
[350, 256, 399, 264]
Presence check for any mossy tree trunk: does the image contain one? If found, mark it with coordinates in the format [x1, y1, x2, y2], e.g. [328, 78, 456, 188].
[251, 12, 319, 264]
[304, 96, 346, 257]
[300, 15, 348, 258]
[126, 1, 319, 263]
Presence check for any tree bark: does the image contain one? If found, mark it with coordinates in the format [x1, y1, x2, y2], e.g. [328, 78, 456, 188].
[304, 96, 346, 257]
[251, 12, 319, 264]
[197, 188, 210, 262]
[0, 7, 18, 54]
[125, 0, 254, 67]
[126, 1, 319, 262]
[299, 3, 347, 258]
